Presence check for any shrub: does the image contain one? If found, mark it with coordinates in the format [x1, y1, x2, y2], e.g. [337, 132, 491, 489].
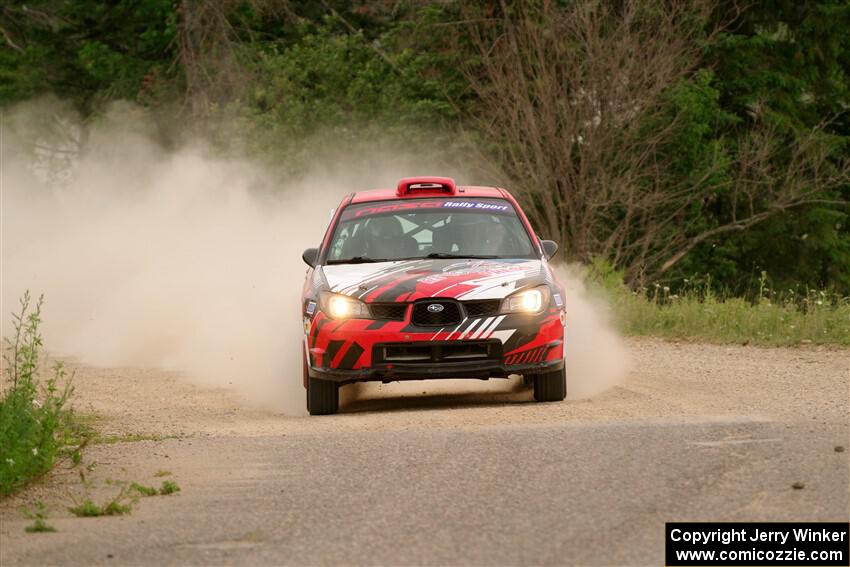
[0, 292, 73, 496]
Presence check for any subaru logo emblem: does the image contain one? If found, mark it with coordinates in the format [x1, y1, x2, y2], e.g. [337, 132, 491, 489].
[427, 303, 445, 313]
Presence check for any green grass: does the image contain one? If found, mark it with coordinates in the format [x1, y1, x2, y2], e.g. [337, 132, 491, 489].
[158, 480, 180, 495]
[587, 262, 850, 346]
[25, 518, 56, 533]
[23, 502, 56, 533]
[1, 293, 80, 496]
[130, 480, 180, 497]
[69, 498, 132, 517]
[130, 482, 158, 497]
[69, 482, 137, 517]
[103, 501, 133, 515]
[68, 477, 180, 519]
[68, 499, 105, 517]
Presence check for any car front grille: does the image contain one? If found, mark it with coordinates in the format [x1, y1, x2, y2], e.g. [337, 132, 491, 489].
[462, 299, 501, 317]
[369, 303, 407, 320]
[411, 300, 462, 326]
[374, 340, 502, 363]
[367, 299, 502, 324]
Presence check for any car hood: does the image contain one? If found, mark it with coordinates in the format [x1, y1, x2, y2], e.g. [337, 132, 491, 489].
[320, 258, 546, 302]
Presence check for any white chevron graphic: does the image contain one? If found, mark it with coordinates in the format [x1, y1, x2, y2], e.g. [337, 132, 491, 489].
[470, 317, 495, 339]
[489, 329, 516, 343]
[480, 315, 506, 339]
[446, 317, 468, 340]
[458, 318, 481, 340]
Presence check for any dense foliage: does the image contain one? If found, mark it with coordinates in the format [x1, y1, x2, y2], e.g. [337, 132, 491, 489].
[1, 1, 847, 294]
[686, 0, 850, 292]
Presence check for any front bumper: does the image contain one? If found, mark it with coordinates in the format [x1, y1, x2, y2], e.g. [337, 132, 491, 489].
[304, 307, 565, 384]
[308, 341, 564, 384]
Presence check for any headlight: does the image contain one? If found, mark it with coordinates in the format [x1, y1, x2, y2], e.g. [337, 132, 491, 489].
[502, 286, 550, 314]
[319, 292, 371, 319]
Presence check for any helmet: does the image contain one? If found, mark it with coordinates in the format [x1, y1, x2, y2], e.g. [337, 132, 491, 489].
[366, 215, 404, 240]
[364, 215, 409, 258]
[449, 213, 486, 249]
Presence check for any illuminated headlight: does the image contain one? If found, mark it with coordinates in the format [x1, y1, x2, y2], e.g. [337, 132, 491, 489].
[502, 286, 550, 314]
[319, 292, 371, 319]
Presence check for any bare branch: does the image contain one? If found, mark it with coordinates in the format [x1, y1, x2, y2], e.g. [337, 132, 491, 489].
[0, 23, 24, 53]
[461, 0, 849, 285]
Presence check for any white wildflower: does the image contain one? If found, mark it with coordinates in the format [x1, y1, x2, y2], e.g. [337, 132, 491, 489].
[5, 458, 14, 466]
[32, 447, 38, 456]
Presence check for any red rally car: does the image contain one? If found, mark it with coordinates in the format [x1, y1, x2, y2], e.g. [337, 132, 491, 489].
[301, 177, 566, 415]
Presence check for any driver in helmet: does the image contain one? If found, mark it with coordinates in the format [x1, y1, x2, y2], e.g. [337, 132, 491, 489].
[364, 215, 418, 259]
[444, 213, 504, 256]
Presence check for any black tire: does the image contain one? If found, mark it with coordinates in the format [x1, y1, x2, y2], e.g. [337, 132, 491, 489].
[303, 350, 310, 413]
[532, 367, 566, 402]
[308, 376, 339, 415]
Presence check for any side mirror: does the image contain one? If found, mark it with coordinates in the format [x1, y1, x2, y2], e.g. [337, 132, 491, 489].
[541, 240, 559, 260]
[302, 248, 319, 268]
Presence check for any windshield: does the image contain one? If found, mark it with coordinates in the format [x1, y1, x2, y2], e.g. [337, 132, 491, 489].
[326, 198, 536, 264]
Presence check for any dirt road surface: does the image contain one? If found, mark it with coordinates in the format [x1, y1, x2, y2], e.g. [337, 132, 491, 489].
[1, 338, 848, 566]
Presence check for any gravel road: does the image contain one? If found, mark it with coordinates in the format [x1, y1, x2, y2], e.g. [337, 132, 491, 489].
[1, 338, 848, 566]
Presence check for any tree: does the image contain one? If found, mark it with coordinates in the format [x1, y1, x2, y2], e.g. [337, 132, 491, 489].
[0, 1, 178, 111]
[462, 0, 849, 286]
[687, 0, 850, 292]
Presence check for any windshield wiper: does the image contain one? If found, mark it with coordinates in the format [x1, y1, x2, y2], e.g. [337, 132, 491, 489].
[328, 253, 503, 264]
[327, 256, 389, 264]
[424, 253, 500, 259]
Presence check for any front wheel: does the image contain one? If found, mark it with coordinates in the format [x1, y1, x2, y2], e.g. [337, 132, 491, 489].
[531, 367, 566, 402]
[307, 376, 339, 415]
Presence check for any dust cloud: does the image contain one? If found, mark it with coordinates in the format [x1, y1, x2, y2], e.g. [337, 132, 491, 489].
[555, 265, 631, 398]
[1, 100, 404, 415]
[2, 100, 627, 415]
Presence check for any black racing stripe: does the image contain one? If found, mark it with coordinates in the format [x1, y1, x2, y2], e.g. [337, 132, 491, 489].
[372, 276, 421, 302]
[505, 329, 538, 352]
[337, 342, 365, 369]
[338, 260, 424, 295]
[366, 320, 388, 330]
[310, 317, 328, 348]
[324, 340, 345, 367]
